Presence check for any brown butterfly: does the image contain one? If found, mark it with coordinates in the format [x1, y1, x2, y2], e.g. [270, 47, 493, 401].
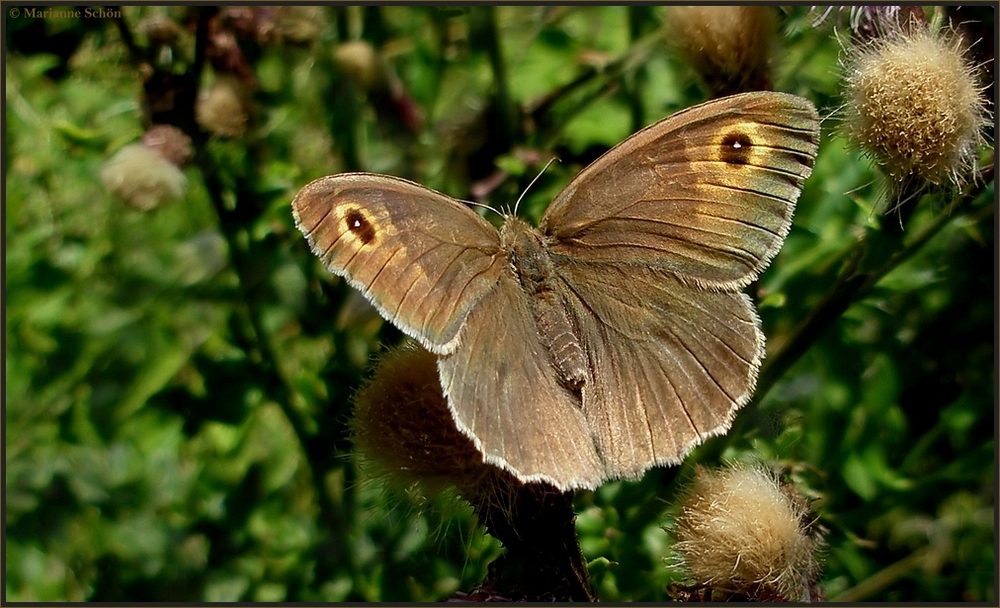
[292, 92, 820, 490]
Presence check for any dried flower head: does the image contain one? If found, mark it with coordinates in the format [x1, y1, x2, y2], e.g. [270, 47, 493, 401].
[205, 14, 259, 90]
[670, 464, 823, 602]
[196, 73, 251, 137]
[351, 344, 507, 502]
[273, 6, 326, 44]
[811, 5, 927, 41]
[842, 23, 990, 189]
[100, 142, 187, 211]
[217, 6, 325, 46]
[141, 124, 193, 166]
[353, 345, 581, 602]
[136, 14, 183, 46]
[665, 6, 777, 97]
[331, 40, 424, 133]
[334, 40, 389, 92]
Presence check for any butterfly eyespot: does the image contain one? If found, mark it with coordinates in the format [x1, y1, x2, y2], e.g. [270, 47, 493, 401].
[720, 132, 753, 165]
[344, 209, 377, 245]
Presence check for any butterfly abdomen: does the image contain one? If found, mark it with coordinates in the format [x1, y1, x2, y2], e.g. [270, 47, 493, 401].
[501, 218, 589, 390]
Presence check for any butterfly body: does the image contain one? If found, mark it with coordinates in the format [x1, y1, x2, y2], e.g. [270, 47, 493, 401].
[293, 92, 820, 490]
[502, 217, 590, 389]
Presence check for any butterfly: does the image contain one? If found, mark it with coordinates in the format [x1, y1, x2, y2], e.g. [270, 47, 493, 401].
[292, 91, 820, 490]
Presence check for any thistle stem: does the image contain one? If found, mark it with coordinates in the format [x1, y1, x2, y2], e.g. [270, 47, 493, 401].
[754, 170, 993, 404]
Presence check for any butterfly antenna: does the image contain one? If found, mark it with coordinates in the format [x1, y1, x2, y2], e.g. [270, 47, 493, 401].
[514, 156, 561, 217]
[462, 198, 504, 219]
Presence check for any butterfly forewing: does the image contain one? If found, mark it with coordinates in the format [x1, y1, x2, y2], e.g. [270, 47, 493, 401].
[292, 174, 506, 353]
[541, 92, 820, 289]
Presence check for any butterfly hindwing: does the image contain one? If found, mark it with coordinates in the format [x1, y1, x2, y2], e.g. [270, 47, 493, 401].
[437, 273, 605, 490]
[554, 260, 763, 479]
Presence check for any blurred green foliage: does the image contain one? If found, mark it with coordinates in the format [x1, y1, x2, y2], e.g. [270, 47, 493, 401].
[4, 5, 994, 602]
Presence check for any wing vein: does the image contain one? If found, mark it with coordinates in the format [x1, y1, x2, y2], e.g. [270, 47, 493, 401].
[365, 245, 403, 293]
[668, 321, 741, 405]
[320, 228, 348, 261]
[306, 204, 334, 233]
[452, 255, 503, 311]
[613, 212, 785, 240]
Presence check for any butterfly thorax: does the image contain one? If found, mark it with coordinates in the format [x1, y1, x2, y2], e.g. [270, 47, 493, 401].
[501, 217, 589, 391]
[499, 218, 555, 289]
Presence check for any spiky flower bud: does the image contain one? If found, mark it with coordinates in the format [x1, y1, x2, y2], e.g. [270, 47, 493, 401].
[811, 5, 927, 41]
[353, 346, 590, 602]
[273, 7, 326, 44]
[665, 6, 777, 97]
[842, 23, 989, 189]
[669, 464, 824, 602]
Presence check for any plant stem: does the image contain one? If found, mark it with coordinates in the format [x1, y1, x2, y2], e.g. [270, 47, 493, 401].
[113, 13, 144, 65]
[625, 6, 648, 134]
[830, 545, 932, 602]
[527, 29, 661, 145]
[115, 8, 350, 586]
[483, 6, 518, 147]
[754, 170, 993, 404]
[476, 483, 595, 601]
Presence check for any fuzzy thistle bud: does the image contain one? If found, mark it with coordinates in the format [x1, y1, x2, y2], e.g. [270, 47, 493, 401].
[665, 6, 777, 97]
[136, 14, 183, 45]
[842, 23, 990, 189]
[669, 464, 824, 602]
[334, 41, 388, 92]
[352, 345, 591, 602]
[350, 344, 505, 501]
[141, 124, 193, 166]
[100, 142, 187, 211]
[196, 73, 251, 138]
